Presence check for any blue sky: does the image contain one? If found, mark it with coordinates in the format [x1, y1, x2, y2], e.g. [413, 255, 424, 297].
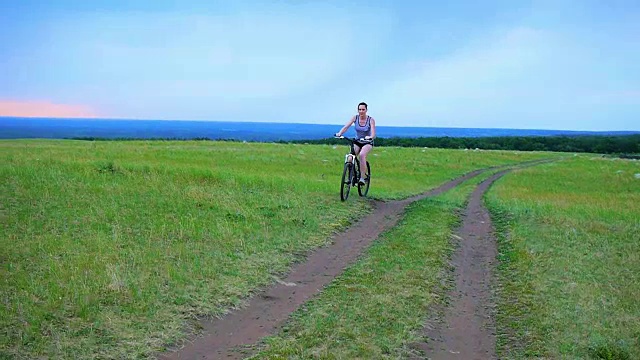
[1, 0, 638, 131]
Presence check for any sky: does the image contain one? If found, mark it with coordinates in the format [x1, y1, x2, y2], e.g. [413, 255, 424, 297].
[1, 0, 639, 131]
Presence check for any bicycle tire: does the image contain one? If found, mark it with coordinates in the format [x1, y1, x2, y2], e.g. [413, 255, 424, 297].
[340, 162, 352, 201]
[358, 161, 371, 197]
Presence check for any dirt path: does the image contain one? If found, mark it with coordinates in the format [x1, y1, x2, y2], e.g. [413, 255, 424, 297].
[413, 170, 512, 360]
[158, 168, 492, 360]
[414, 161, 553, 359]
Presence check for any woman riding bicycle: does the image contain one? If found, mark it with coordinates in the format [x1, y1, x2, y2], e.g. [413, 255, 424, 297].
[334, 102, 377, 185]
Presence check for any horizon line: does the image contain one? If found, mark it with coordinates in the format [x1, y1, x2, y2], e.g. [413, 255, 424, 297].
[1, 115, 639, 133]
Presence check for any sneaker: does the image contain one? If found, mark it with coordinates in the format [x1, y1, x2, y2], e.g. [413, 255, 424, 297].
[358, 178, 366, 185]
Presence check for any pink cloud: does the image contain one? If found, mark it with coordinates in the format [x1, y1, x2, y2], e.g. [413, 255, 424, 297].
[0, 100, 99, 118]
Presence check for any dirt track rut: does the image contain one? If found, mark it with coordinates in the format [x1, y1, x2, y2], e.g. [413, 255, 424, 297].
[414, 170, 508, 359]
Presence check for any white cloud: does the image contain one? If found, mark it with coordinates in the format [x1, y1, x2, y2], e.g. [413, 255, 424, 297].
[38, 5, 391, 119]
[363, 27, 556, 126]
[359, 23, 639, 130]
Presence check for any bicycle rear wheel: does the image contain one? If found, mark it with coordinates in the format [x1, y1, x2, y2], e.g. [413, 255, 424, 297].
[358, 161, 371, 197]
[340, 162, 353, 201]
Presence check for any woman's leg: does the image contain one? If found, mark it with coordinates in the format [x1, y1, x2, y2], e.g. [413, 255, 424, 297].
[358, 144, 372, 182]
[353, 144, 362, 156]
[353, 144, 362, 164]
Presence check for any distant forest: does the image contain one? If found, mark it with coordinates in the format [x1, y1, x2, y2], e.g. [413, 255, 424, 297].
[71, 134, 639, 156]
[284, 134, 640, 156]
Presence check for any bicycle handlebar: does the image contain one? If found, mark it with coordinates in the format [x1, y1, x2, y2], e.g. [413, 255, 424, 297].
[334, 135, 374, 144]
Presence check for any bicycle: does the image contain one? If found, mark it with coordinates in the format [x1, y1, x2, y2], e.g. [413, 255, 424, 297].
[334, 136, 372, 201]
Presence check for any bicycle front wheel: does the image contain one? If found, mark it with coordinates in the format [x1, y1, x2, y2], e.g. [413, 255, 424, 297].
[340, 162, 353, 201]
[358, 161, 371, 197]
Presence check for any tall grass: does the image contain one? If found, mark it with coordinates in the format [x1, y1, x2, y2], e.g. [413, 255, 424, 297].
[486, 156, 640, 359]
[1, 139, 552, 359]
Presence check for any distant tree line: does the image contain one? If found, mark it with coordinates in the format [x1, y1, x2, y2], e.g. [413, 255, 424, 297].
[284, 134, 640, 155]
[69, 134, 639, 156]
[69, 137, 214, 141]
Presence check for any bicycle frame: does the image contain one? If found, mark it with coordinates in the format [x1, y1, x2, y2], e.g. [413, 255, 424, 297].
[337, 136, 372, 164]
[335, 136, 372, 200]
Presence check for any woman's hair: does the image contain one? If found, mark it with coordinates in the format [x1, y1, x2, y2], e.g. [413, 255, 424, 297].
[358, 102, 368, 109]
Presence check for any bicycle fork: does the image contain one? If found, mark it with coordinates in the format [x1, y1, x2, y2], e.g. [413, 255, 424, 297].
[345, 154, 355, 164]
[344, 154, 358, 185]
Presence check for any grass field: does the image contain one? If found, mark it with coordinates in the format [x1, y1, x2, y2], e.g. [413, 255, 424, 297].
[486, 156, 640, 359]
[1, 139, 551, 359]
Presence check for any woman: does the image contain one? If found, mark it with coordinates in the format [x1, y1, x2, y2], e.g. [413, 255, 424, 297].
[335, 102, 377, 185]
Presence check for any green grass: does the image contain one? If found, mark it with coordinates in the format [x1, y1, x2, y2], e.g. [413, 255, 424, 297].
[0, 139, 553, 359]
[486, 156, 640, 359]
[249, 168, 507, 359]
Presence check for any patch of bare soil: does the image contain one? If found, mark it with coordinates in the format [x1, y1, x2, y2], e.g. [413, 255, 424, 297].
[158, 169, 491, 360]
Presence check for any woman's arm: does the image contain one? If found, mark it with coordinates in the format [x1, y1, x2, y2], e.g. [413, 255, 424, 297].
[368, 117, 376, 139]
[335, 116, 356, 136]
